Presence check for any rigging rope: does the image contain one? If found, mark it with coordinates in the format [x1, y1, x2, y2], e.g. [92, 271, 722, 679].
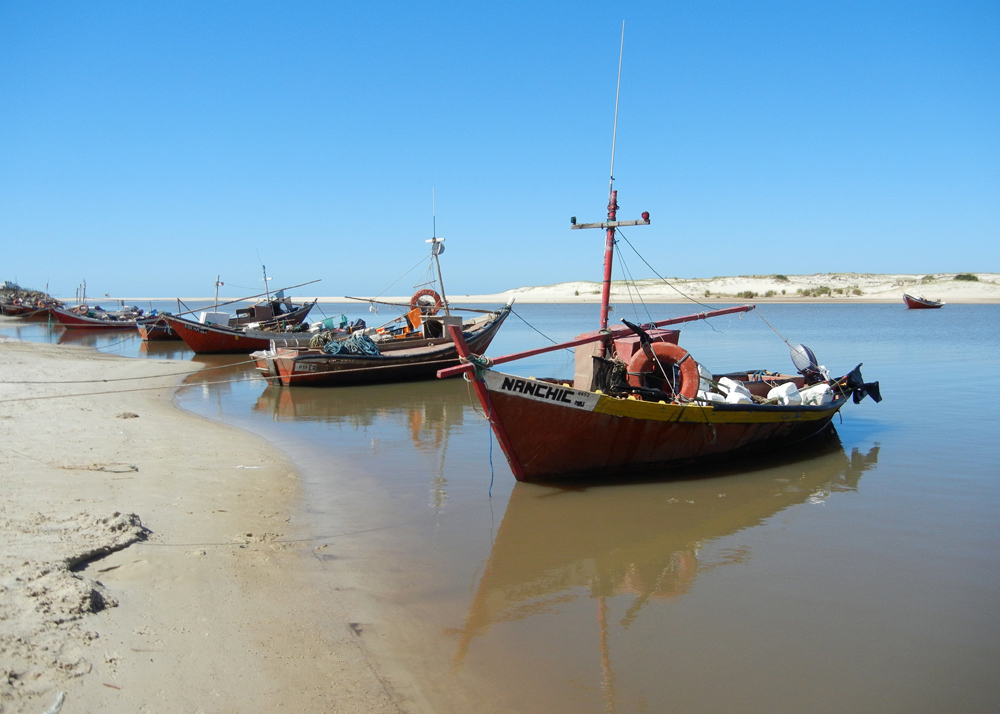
[0, 373, 268, 405]
[509, 308, 574, 353]
[0, 356, 263, 384]
[616, 229, 719, 311]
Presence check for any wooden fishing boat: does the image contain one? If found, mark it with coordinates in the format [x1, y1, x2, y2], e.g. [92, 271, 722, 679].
[161, 313, 314, 354]
[903, 293, 943, 309]
[439, 53, 880, 482]
[49, 305, 143, 330]
[1, 299, 60, 320]
[253, 303, 511, 386]
[0, 284, 62, 319]
[0, 302, 35, 318]
[252, 237, 512, 387]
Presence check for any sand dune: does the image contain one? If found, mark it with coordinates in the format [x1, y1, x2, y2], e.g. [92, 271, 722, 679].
[440, 272, 1000, 304]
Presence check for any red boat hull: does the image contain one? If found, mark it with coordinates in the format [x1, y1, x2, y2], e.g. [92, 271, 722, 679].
[49, 306, 139, 330]
[903, 294, 943, 309]
[478, 370, 845, 482]
[163, 315, 276, 353]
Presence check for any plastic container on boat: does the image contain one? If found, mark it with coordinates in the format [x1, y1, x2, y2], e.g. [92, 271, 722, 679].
[697, 390, 725, 404]
[767, 382, 802, 406]
[198, 311, 230, 326]
[698, 363, 713, 392]
[718, 376, 752, 399]
[725, 391, 754, 405]
[799, 383, 834, 406]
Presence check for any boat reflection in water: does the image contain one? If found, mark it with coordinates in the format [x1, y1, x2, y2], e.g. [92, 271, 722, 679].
[56, 327, 139, 349]
[452, 435, 879, 708]
[254, 380, 468, 438]
[254, 380, 472, 508]
[138, 340, 191, 360]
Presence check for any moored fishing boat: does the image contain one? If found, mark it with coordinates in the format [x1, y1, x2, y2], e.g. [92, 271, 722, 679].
[254, 303, 511, 386]
[49, 304, 144, 330]
[1, 285, 63, 320]
[252, 237, 512, 386]
[161, 313, 314, 354]
[439, 44, 881, 483]
[903, 293, 943, 309]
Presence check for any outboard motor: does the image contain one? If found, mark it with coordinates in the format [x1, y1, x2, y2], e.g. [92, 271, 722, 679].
[790, 344, 830, 384]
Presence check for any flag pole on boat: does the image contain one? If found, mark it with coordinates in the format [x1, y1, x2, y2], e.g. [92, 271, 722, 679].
[428, 187, 451, 315]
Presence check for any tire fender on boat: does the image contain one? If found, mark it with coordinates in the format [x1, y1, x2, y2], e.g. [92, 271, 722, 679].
[410, 289, 442, 316]
[626, 342, 700, 399]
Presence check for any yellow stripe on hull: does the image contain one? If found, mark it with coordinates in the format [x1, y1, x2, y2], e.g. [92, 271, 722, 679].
[592, 394, 842, 424]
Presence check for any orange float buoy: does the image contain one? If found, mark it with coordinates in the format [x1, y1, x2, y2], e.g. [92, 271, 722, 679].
[626, 342, 700, 400]
[410, 289, 442, 316]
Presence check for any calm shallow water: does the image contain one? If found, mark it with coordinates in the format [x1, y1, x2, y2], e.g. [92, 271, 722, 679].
[5, 302, 999, 713]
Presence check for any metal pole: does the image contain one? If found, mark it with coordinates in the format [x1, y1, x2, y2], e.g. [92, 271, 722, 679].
[599, 23, 626, 330]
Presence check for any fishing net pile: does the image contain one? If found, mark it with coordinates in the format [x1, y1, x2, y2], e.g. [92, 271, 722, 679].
[322, 332, 381, 356]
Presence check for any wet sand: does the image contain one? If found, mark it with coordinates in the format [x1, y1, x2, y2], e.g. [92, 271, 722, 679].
[0, 337, 406, 714]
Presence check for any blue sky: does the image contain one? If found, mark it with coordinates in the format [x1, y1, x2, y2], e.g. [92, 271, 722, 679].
[1, 1, 997, 299]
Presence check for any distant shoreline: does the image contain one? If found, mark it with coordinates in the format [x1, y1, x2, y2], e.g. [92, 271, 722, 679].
[61, 272, 1000, 306]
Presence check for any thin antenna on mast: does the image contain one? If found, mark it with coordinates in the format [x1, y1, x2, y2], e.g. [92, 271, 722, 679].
[609, 20, 625, 200]
[432, 187, 437, 238]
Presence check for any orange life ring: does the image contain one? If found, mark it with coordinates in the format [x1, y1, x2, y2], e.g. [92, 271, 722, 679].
[626, 342, 700, 400]
[410, 289, 442, 316]
[37, 300, 45, 308]
[75, 305, 89, 315]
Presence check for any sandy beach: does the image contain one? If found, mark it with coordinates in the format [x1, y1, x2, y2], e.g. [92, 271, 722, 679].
[0, 336, 404, 714]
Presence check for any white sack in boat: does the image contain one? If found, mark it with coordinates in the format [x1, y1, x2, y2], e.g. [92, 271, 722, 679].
[799, 383, 834, 406]
[767, 382, 802, 406]
[717, 376, 752, 399]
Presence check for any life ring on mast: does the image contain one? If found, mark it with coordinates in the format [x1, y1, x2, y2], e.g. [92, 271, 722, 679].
[410, 289, 442, 316]
[626, 342, 700, 400]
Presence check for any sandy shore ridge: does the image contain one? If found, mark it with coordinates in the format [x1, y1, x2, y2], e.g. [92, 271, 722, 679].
[0, 337, 404, 714]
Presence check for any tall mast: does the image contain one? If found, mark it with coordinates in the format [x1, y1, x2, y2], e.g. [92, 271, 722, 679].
[426, 188, 451, 315]
[570, 22, 649, 330]
[598, 23, 626, 331]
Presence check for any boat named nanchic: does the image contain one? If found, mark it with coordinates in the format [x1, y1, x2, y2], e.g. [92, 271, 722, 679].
[438, 49, 881, 482]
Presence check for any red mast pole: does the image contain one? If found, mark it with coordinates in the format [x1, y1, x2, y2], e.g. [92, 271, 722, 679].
[599, 189, 618, 330]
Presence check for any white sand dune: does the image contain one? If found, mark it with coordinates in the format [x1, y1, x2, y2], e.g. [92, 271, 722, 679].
[439, 272, 1000, 304]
